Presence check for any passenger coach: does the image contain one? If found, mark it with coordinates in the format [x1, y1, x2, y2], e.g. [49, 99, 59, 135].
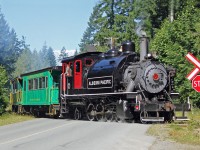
[10, 66, 61, 117]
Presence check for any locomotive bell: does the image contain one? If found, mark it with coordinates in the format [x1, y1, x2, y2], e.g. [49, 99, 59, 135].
[121, 41, 135, 53]
[106, 49, 120, 57]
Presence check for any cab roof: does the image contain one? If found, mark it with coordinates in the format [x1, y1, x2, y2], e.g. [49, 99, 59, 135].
[61, 52, 102, 63]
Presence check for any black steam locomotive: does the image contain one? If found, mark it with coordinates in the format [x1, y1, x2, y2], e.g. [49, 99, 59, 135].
[60, 37, 189, 123]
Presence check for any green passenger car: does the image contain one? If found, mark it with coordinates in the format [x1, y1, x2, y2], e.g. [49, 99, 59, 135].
[10, 66, 62, 117]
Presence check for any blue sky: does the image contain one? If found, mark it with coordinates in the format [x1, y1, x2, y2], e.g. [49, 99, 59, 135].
[0, 0, 98, 51]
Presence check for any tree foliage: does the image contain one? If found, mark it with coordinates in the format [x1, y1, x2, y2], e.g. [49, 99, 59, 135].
[40, 42, 50, 68]
[58, 47, 68, 62]
[0, 66, 8, 114]
[39, 43, 57, 68]
[80, 0, 192, 52]
[79, 5, 101, 53]
[151, 0, 200, 106]
[12, 47, 32, 77]
[13, 43, 57, 77]
[94, 0, 137, 51]
[47, 47, 57, 67]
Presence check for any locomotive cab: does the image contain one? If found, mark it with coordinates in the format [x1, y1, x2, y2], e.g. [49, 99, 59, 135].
[61, 52, 102, 95]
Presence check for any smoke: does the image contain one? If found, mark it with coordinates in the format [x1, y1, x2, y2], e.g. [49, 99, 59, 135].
[134, 18, 147, 37]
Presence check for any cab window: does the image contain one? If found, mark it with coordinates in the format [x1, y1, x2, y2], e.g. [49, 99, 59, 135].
[76, 61, 80, 72]
[85, 58, 93, 66]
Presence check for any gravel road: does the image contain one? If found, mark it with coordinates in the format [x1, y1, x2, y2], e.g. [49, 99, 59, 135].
[0, 118, 155, 150]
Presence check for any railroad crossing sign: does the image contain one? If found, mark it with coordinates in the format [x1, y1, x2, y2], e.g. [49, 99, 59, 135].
[186, 53, 200, 80]
[192, 75, 200, 92]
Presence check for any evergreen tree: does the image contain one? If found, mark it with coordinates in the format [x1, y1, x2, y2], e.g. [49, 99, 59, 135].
[74, 49, 78, 56]
[133, 0, 157, 37]
[134, 0, 189, 37]
[94, 0, 117, 51]
[40, 42, 50, 68]
[13, 44, 56, 76]
[47, 47, 56, 66]
[0, 9, 24, 74]
[112, 0, 136, 46]
[12, 47, 32, 77]
[0, 66, 8, 114]
[58, 47, 68, 62]
[80, 0, 137, 52]
[80, 0, 191, 53]
[32, 49, 40, 70]
[79, 4, 101, 52]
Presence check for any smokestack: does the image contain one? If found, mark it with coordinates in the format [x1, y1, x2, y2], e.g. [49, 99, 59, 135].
[140, 36, 149, 61]
[134, 18, 149, 61]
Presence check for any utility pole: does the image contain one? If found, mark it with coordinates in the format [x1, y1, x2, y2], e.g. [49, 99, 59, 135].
[170, 0, 174, 22]
[105, 37, 118, 49]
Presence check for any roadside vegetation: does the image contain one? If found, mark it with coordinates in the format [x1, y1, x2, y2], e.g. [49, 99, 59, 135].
[0, 112, 34, 126]
[147, 108, 200, 145]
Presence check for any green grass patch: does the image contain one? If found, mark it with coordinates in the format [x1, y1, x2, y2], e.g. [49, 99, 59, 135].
[147, 108, 200, 145]
[0, 112, 35, 126]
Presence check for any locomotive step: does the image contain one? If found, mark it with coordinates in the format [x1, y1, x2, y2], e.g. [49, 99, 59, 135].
[141, 117, 164, 122]
[175, 116, 190, 121]
[45, 113, 54, 116]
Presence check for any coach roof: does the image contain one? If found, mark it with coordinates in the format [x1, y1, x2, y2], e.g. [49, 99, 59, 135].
[20, 66, 62, 77]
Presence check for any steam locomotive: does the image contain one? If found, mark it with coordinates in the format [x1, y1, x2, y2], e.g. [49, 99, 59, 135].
[60, 37, 189, 123]
[10, 36, 190, 123]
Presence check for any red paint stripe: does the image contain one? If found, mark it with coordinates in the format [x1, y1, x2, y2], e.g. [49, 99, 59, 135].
[186, 53, 200, 68]
[63, 73, 66, 91]
[187, 68, 199, 80]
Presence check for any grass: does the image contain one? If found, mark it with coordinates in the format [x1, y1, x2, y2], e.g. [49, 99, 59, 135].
[0, 112, 35, 126]
[147, 108, 200, 145]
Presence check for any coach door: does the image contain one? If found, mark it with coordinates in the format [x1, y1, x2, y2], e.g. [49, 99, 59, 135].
[74, 60, 82, 89]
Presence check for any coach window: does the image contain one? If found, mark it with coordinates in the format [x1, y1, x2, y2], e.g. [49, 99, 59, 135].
[24, 81, 26, 91]
[13, 82, 16, 93]
[18, 79, 22, 89]
[28, 79, 33, 90]
[12, 83, 14, 93]
[45, 77, 48, 88]
[39, 77, 45, 89]
[39, 78, 42, 89]
[53, 75, 59, 88]
[33, 78, 38, 90]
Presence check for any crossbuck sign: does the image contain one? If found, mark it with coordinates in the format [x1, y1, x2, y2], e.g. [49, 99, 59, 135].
[186, 53, 200, 92]
[186, 53, 200, 80]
